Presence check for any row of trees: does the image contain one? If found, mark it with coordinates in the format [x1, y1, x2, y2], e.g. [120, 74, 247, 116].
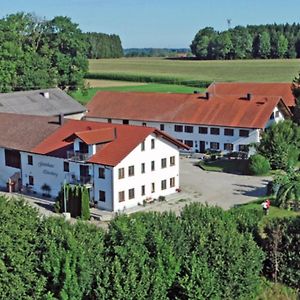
[84, 32, 123, 59]
[2, 196, 299, 299]
[191, 24, 300, 59]
[1, 196, 267, 299]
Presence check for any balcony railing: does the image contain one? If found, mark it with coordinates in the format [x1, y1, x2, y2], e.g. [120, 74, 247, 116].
[67, 150, 89, 162]
[67, 174, 93, 186]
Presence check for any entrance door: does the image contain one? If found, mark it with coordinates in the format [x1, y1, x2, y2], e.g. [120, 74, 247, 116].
[199, 141, 206, 153]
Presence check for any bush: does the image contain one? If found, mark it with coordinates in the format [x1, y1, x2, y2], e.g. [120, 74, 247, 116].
[261, 217, 300, 291]
[249, 154, 270, 175]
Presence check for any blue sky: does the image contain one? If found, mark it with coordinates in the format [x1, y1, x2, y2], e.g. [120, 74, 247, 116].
[1, 0, 299, 48]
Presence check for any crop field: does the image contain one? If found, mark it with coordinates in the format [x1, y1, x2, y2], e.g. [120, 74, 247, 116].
[89, 57, 300, 83]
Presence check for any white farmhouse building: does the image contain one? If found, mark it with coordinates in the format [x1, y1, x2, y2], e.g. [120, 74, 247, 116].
[0, 113, 187, 211]
[85, 82, 294, 153]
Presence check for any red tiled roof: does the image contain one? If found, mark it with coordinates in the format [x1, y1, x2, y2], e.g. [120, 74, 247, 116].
[206, 82, 295, 107]
[86, 90, 291, 129]
[64, 128, 115, 145]
[33, 120, 188, 166]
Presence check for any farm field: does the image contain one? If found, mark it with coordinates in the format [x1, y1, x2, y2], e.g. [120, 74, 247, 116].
[89, 57, 300, 83]
[71, 82, 203, 104]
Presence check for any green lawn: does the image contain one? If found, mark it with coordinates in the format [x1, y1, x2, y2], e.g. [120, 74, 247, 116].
[71, 83, 204, 104]
[89, 57, 300, 83]
[198, 159, 249, 175]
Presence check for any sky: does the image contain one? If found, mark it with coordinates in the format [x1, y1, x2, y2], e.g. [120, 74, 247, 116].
[1, 0, 299, 48]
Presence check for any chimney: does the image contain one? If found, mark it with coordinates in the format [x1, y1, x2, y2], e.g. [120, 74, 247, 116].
[59, 113, 64, 125]
[206, 92, 210, 100]
[41, 91, 50, 99]
[246, 93, 252, 101]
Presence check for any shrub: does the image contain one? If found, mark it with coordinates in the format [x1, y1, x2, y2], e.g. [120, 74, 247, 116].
[249, 154, 270, 175]
[262, 217, 300, 291]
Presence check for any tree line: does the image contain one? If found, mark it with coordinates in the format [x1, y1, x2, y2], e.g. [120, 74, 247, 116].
[1, 196, 299, 299]
[0, 13, 123, 93]
[84, 32, 123, 59]
[191, 23, 300, 60]
[124, 48, 190, 57]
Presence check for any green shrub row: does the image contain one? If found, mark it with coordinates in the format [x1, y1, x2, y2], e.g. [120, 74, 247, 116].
[85, 72, 212, 88]
[0, 197, 264, 300]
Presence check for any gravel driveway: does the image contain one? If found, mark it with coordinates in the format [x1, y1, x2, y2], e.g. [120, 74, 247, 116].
[135, 157, 270, 215]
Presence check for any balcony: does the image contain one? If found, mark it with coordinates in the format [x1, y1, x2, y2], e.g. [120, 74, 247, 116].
[67, 150, 89, 162]
[67, 173, 93, 187]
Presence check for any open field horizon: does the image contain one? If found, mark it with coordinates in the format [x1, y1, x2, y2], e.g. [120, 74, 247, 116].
[89, 57, 300, 83]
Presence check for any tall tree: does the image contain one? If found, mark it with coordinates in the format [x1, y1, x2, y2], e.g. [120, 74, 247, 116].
[276, 34, 288, 58]
[258, 31, 271, 58]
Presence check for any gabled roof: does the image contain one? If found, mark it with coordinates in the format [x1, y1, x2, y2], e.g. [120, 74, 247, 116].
[206, 82, 296, 107]
[86, 90, 291, 129]
[64, 128, 115, 145]
[0, 88, 86, 116]
[0, 113, 61, 152]
[33, 120, 188, 166]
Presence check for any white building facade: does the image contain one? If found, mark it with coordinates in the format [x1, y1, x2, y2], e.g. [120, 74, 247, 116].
[87, 105, 285, 153]
[0, 120, 184, 212]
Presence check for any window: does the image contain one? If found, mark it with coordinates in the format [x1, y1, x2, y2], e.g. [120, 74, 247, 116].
[151, 138, 155, 149]
[99, 190, 106, 202]
[128, 165, 135, 176]
[174, 125, 183, 132]
[160, 124, 165, 131]
[98, 167, 105, 179]
[270, 112, 275, 120]
[119, 191, 125, 202]
[184, 125, 194, 133]
[141, 141, 145, 151]
[185, 140, 194, 147]
[64, 161, 69, 172]
[28, 155, 33, 165]
[161, 158, 167, 169]
[170, 177, 175, 188]
[177, 139, 183, 143]
[141, 185, 145, 196]
[224, 128, 234, 136]
[142, 122, 147, 126]
[151, 161, 155, 171]
[118, 168, 125, 179]
[239, 129, 249, 137]
[128, 188, 135, 199]
[123, 120, 129, 125]
[107, 118, 112, 123]
[4, 149, 21, 169]
[210, 142, 220, 150]
[239, 144, 249, 152]
[170, 156, 175, 166]
[29, 175, 34, 186]
[210, 127, 220, 135]
[141, 163, 145, 174]
[224, 143, 233, 151]
[199, 127, 208, 134]
[151, 183, 155, 193]
[161, 180, 167, 190]
[275, 111, 280, 118]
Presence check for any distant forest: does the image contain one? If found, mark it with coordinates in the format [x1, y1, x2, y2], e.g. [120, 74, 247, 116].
[84, 32, 123, 59]
[191, 24, 300, 60]
[124, 48, 190, 57]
